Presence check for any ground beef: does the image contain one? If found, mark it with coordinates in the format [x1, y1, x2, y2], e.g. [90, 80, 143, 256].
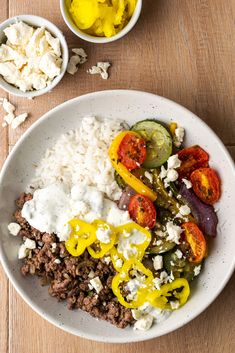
[16, 193, 134, 329]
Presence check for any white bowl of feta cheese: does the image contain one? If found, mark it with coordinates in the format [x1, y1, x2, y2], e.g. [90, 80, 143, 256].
[0, 15, 69, 97]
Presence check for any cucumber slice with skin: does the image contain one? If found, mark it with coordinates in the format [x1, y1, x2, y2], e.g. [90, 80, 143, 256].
[131, 120, 172, 168]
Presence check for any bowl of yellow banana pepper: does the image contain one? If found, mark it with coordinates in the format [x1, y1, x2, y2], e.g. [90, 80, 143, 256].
[60, 0, 142, 43]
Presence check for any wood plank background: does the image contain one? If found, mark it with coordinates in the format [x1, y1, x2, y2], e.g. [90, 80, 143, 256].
[0, 1, 235, 352]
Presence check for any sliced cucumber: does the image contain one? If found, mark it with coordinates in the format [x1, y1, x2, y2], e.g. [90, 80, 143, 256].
[131, 120, 172, 168]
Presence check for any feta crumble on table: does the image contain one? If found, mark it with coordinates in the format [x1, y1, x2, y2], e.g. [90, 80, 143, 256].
[0, 21, 63, 92]
[67, 48, 87, 75]
[89, 276, 103, 294]
[8, 222, 21, 236]
[88, 62, 111, 80]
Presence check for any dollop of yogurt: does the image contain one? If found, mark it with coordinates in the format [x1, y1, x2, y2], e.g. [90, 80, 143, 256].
[22, 183, 131, 241]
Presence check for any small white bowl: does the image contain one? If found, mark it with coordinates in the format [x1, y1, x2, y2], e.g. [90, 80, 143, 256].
[60, 0, 142, 44]
[0, 15, 69, 98]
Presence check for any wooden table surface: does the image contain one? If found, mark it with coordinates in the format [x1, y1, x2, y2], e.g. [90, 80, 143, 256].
[0, 1, 235, 352]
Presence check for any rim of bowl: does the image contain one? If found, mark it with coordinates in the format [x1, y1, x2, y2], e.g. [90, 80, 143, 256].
[0, 89, 234, 343]
[0, 15, 69, 98]
[60, 0, 142, 44]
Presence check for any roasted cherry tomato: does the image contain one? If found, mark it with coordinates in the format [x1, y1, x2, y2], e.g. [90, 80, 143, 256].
[177, 145, 209, 179]
[190, 168, 221, 205]
[128, 194, 156, 229]
[117, 133, 146, 171]
[182, 222, 206, 263]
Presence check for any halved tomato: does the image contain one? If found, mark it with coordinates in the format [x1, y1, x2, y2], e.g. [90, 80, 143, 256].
[128, 194, 156, 229]
[177, 145, 209, 179]
[117, 133, 146, 170]
[182, 222, 206, 263]
[190, 167, 221, 205]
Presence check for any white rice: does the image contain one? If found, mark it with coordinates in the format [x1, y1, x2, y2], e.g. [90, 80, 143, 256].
[31, 116, 127, 200]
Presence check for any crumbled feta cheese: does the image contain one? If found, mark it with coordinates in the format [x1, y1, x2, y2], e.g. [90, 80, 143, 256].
[18, 244, 28, 259]
[159, 165, 167, 179]
[11, 113, 28, 129]
[39, 52, 62, 79]
[89, 276, 103, 294]
[115, 258, 123, 269]
[160, 271, 168, 281]
[131, 309, 142, 320]
[166, 221, 183, 244]
[182, 178, 192, 189]
[117, 228, 146, 260]
[166, 169, 179, 182]
[88, 62, 111, 80]
[88, 270, 95, 279]
[153, 255, 163, 271]
[156, 240, 162, 246]
[152, 277, 162, 290]
[96, 225, 112, 244]
[51, 243, 57, 250]
[4, 22, 34, 45]
[144, 171, 153, 183]
[167, 155, 181, 169]
[72, 48, 87, 63]
[4, 113, 15, 124]
[54, 258, 61, 264]
[103, 256, 111, 265]
[194, 265, 201, 277]
[45, 30, 61, 57]
[67, 48, 87, 75]
[24, 238, 36, 249]
[8, 222, 21, 236]
[57, 223, 71, 242]
[174, 127, 185, 147]
[170, 300, 180, 310]
[2, 97, 15, 114]
[175, 249, 183, 259]
[0, 22, 63, 92]
[134, 314, 153, 331]
[179, 204, 191, 216]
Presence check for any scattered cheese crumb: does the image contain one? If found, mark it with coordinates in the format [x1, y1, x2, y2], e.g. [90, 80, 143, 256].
[144, 171, 153, 183]
[67, 48, 87, 75]
[170, 301, 180, 310]
[179, 204, 191, 216]
[88, 270, 95, 279]
[11, 113, 28, 129]
[88, 62, 111, 80]
[167, 155, 181, 169]
[24, 238, 36, 249]
[89, 276, 103, 294]
[153, 255, 163, 271]
[18, 237, 36, 259]
[174, 127, 185, 147]
[2, 97, 15, 114]
[182, 178, 192, 189]
[8, 222, 21, 236]
[175, 249, 183, 259]
[103, 256, 111, 265]
[133, 314, 153, 331]
[54, 258, 61, 264]
[194, 265, 201, 277]
[166, 221, 183, 244]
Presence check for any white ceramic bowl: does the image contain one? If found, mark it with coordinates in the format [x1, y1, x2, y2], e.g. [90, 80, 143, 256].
[0, 90, 234, 343]
[0, 15, 69, 98]
[60, 0, 142, 44]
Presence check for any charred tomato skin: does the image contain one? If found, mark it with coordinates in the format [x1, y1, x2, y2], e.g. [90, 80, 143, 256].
[181, 222, 206, 263]
[190, 167, 221, 205]
[128, 194, 157, 229]
[118, 133, 146, 171]
[177, 145, 209, 179]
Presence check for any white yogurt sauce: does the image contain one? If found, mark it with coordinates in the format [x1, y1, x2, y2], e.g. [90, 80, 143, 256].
[22, 183, 131, 241]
